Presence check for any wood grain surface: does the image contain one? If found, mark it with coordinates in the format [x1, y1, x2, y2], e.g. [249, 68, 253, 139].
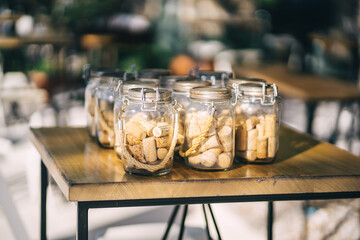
[29, 126, 360, 202]
[235, 64, 360, 101]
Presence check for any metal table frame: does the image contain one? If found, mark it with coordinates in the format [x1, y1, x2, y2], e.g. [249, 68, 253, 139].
[40, 161, 360, 240]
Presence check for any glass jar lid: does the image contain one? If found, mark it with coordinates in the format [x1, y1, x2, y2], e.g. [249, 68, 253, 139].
[127, 88, 172, 103]
[196, 70, 233, 80]
[190, 87, 232, 100]
[173, 80, 211, 93]
[137, 69, 171, 79]
[122, 80, 158, 93]
[239, 83, 275, 97]
[228, 77, 266, 88]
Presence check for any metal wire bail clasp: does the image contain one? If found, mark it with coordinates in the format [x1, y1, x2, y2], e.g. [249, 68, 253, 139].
[208, 101, 217, 117]
[261, 82, 278, 105]
[140, 87, 159, 111]
[231, 83, 240, 106]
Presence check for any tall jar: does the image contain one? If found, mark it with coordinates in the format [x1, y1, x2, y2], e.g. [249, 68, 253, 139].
[181, 87, 235, 171]
[113, 80, 159, 148]
[115, 88, 179, 176]
[94, 77, 122, 148]
[233, 82, 281, 163]
[195, 70, 233, 87]
[172, 80, 211, 151]
[84, 66, 124, 138]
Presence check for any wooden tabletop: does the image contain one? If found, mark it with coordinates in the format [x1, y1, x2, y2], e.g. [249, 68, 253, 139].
[29, 126, 360, 202]
[235, 64, 360, 101]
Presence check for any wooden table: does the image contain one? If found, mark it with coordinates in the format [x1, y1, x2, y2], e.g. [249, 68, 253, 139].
[235, 64, 360, 134]
[30, 126, 360, 240]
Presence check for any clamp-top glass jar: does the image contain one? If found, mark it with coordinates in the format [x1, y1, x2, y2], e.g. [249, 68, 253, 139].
[94, 77, 122, 148]
[172, 80, 211, 152]
[196, 70, 233, 87]
[84, 66, 124, 138]
[115, 88, 180, 176]
[181, 87, 235, 171]
[233, 82, 281, 163]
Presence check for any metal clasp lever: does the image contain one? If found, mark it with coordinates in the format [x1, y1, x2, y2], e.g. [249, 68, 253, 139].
[141, 88, 159, 111]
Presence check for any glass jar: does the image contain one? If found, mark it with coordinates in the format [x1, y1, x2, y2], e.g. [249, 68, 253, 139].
[114, 80, 159, 148]
[195, 70, 233, 87]
[181, 87, 235, 171]
[172, 80, 211, 152]
[115, 88, 179, 176]
[94, 77, 122, 148]
[84, 66, 124, 138]
[233, 82, 281, 163]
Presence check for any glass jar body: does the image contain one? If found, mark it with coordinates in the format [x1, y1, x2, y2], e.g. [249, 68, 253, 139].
[94, 85, 115, 148]
[183, 100, 235, 171]
[234, 96, 281, 163]
[84, 78, 100, 138]
[115, 101, 176, 176]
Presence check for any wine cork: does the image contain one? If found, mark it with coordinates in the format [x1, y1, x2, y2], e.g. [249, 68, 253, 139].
[256, 136, 268, 159]
[217, 152, 232, 169]
[268, 136, 276, 158]
[218, 125, 233, 152]
[265, 114, 276, 137]
[200, 150, 218, 167]
[256, 123, 265, 137]
[102, 110, 114, 123]
[188, 120, 201, 139]
[98, 131, 110, 144]
[127, 145, 144, 162]
[236, 125, 247, 151]
[178, 122, 184, 135]
[258, 115, 265, 126]
[114, 146, 122, 158]
[152, 124, 170, 137]
[125, 121, 146, 140]
[157, 148, 168, 160]
[208, 148, 223, 156]
[238, 150, 257, 161]
[136, 120, 156, 136]
[199, 135, 222, 152]
[247, 129, 257, 151]
[188, 154, 202, 165]
[177, 134, 184, 145]
[143, 137, 157, 163]
[235, 105, 242, 115]
[217, 115, 233, 128]
[155, 137, 168, 148]
[126, 134, 142, 145]
[246, 116, 258, 131]
[89, 98, 95, 116]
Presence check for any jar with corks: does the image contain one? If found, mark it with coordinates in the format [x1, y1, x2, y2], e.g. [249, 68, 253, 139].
[84, 65, 124, 138]
[180, 87, 235, 171]
[114, 88, 180, 176]
[172, 80, 211, 152]
[114, 80, 159, 148]
[94, 77, 122, 148]
[233, 82, 281, 163]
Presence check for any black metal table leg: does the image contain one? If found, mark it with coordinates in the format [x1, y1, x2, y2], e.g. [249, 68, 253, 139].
[41, 160, 48, 240]
[306, 102, 317, 135]
[207, 204, 221, 240]
[162, 205, 180, 240]
[77, 202, 89, 240]
[202, 204, 212, 240]
[267, 201, 273, 240]
[178, 205, 188, 240]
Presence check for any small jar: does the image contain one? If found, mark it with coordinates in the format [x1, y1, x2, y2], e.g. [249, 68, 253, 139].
[115, 88, 179, 176]
[84, 66, 124, 138]
[94, 77, 122, 148]
[233, 82, 281, 163]
[182, 87, 235, 171]
[195, 70, 233, 87]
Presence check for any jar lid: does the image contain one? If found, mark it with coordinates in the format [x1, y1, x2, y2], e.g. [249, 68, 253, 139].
[196, 70, 233, 80]
[122, 80, 158, 92]
[91, 67, 124, 77]
[173, 80, 211, 92]
[137, 69, 171, 79]
[239, 83, 275, 97]
[190, 87, 232, 100]
[127, 88, 172, 102]
[228, 77, 266, 88]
